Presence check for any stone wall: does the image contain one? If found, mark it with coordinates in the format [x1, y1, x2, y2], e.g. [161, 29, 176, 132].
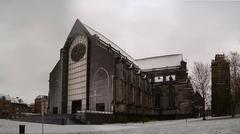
[89, 35, 115, 113]
[144, 60, 194, 118]
[48, 60, 62, 114]
[114, 58, 153, 115]
[212, 54, 232, 116]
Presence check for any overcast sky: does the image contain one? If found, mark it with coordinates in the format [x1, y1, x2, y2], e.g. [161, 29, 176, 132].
[0, 0, 240, 104]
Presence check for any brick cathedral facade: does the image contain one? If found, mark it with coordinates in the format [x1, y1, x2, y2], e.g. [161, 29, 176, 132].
[48, 19, 194, 123]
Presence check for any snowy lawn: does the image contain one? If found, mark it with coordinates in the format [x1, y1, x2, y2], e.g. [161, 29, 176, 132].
[0, 116, 239, 134]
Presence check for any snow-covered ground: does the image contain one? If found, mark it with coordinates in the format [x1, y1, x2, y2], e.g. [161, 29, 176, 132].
[0, 116, 240, 134]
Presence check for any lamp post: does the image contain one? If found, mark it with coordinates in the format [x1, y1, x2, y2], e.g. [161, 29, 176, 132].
[41, 103, 44, 134]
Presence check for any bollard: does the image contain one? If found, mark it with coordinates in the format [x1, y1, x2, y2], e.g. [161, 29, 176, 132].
[19, 125, 25, 134]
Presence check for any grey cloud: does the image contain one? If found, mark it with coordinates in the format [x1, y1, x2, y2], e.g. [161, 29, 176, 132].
[0, 0, 240, 103]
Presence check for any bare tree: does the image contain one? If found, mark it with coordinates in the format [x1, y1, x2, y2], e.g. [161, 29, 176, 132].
[191, 62, 211, 120]
[227, 51, 240, 117]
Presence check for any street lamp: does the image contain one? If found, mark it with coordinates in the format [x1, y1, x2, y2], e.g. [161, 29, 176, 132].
[41, 102, 44, 134]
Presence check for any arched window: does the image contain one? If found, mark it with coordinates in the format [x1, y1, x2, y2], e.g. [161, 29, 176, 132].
[167, 85, 175, 108]
[91, 67, 110, 112]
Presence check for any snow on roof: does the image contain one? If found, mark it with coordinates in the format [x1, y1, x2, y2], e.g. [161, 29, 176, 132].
[10, 97, 24, 104]
[82, 23, 184, 70]
[135, 54, 183, 70]
[0, 94, 11, 101]
[84, 24, 136, 63]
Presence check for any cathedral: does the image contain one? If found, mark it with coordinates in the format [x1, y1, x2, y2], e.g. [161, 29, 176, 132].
[48, 19, 194, 123]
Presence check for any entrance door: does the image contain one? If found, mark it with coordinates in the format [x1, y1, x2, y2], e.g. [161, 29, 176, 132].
[53, 107, 58, 114]
[96, 103, 105, 111]
[72, 100, 82, 114]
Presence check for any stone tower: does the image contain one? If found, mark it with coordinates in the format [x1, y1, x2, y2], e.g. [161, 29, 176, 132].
[211, 54, 232, 116]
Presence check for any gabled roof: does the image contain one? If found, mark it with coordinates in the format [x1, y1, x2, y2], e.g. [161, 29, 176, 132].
[135, 54, 183, 70]
[65, 19, 186, 71]
[65, 19, 91, 42]
[65, 19, 135, 63]
[83, 24, 135, 62]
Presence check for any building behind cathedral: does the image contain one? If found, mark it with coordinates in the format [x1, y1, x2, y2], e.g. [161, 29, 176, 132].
[211, 54, 232, 116]
[48, 19, 194, 123]
[0, 94, 29, 119]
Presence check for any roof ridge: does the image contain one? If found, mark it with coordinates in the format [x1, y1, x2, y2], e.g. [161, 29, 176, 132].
[135, 54, 183, 61]
[83, 23, 136, 62]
